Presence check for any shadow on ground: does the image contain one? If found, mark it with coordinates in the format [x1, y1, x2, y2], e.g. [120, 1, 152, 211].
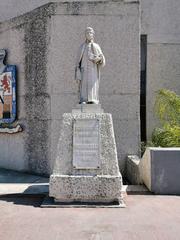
[0, 168, 49, 184]
[23, 184, 49, 194]
[0, 195, 45, 207]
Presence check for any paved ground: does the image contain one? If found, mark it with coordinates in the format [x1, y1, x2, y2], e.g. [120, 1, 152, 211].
[0, 169, 180, 240]
[0, 168, 48, 184]
[0, 194, 180, 240]
[0, 168, 49, 195]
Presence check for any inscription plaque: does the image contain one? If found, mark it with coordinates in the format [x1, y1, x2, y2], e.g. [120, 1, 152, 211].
[73, 119, 100, 169]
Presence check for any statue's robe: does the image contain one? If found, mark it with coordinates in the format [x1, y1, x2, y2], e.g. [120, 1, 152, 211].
[76, 42, 105, 104]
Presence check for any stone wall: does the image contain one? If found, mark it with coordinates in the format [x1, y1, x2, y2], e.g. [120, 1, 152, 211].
[0, 1, 140, 175]
[141, 0, 180, 139]
[0, 4, 55, 175]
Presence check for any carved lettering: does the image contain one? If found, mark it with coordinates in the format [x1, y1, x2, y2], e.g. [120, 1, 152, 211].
[73, 119, 100, 169]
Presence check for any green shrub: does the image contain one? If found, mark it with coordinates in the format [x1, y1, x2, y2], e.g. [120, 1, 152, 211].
[152, 89, 180, 147]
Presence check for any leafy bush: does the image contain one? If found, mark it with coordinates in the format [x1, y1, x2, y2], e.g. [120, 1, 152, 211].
[152, 89, 180, 147]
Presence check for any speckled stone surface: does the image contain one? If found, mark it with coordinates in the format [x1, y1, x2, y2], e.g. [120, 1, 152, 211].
[50, 175, 122, 202]
[49, 112, 122, 202]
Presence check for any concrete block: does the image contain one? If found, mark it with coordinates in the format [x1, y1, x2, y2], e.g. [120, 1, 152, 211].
[139, 147, 180, 194]
[126, 155, 142, 184]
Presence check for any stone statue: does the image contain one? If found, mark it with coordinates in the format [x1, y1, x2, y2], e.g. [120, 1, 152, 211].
[0, 49, 6, 74]
[75, 27, 105, 104]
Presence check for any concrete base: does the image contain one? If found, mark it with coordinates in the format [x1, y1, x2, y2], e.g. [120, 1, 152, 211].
[50, 175, 122, 203]
[41, 197, 125, 208]
[72, 104, 104, 114]
[49, 111, 123, 203]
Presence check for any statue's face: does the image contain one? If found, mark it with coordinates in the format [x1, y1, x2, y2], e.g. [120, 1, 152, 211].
[85, 30, 94, 42]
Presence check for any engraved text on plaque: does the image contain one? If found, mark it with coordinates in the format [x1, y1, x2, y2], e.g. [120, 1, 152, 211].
[73, 119, 100, 169]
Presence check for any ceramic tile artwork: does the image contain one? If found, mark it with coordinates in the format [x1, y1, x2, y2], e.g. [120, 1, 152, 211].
[0, 65, 16, 124]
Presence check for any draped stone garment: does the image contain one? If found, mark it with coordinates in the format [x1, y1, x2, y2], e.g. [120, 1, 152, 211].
[75, 42, 105, 104]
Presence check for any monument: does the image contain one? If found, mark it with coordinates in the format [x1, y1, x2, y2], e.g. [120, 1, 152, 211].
[49, 28, 124, 206]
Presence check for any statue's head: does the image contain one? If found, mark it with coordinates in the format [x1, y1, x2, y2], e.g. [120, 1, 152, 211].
[85, 27, 95, 42]
[0, 49, 6, 64]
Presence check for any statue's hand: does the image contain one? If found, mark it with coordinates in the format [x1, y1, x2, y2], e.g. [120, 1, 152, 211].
[88, 53, 102, 64]
[93, 55, 102, 64]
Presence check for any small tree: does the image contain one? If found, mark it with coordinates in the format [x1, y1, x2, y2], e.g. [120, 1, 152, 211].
[152, 89, 180, 147]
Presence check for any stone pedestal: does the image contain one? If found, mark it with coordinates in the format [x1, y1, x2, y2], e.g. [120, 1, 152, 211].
[49, 106, 123, 204]
[72, 104, 104, 114]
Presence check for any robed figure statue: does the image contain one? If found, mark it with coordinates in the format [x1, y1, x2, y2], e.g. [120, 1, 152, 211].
[75, 27, 105, 104]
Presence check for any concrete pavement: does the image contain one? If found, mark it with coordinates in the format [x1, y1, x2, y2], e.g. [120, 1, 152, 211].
[0, 194, 180, 240]
[0, 168, 180, 240]
[0, 168, 49, 195]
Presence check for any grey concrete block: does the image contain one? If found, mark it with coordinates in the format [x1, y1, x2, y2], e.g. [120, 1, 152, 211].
[126, 155, 142, 184]
[140, 148, 180, 194]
